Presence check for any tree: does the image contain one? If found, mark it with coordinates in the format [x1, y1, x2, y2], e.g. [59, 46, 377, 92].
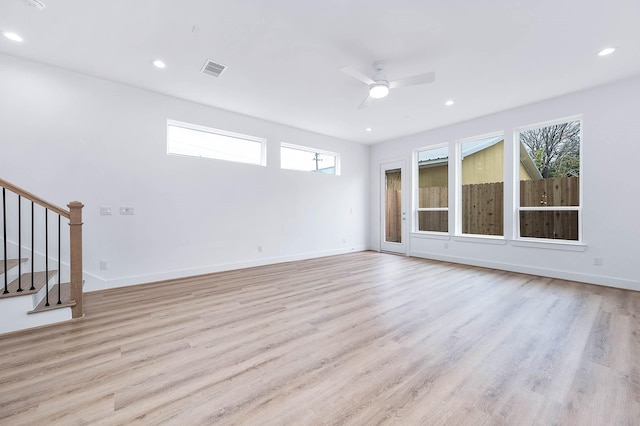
[520, 121, 580, 178]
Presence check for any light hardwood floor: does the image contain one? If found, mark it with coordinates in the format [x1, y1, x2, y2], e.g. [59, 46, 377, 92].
[1, 252, 639, 425]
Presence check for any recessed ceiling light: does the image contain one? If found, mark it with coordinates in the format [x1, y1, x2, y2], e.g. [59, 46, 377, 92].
[445, 99, 455, 106]
[152, 59, 166, 69]
[598, 47, 616, 56]
[3, 32, 24, 42]
[365, 127, 373, 132]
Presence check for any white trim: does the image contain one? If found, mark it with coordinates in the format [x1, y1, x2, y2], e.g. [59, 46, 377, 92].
[279, 141, 340, 175]
[511, 239, 587, 251]
[453, 235, 507, 245]
[455, 130, 506, 238]
[84, 246, 369, 292]
[166, 119, 267, 166]
[409, 250, 640, 292]
[514, 116, 583, 242]
[411, 232, 450, 241]
[380, 160, 407, 255]
[455, 130, 506, 145]
[513, 114, 584, 133]
[280, 141, 338, 158]
[414, 143, 450, 234]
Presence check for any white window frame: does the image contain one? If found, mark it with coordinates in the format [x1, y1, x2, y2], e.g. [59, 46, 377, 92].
[280, 142, 340, 175]
[167, 119, 267, 166]
[514, 116, 583, 243]
[414, 143, 449, 234]
[455, 131, 506, 238]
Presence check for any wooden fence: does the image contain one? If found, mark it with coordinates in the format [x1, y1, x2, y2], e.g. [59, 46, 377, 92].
[520, 176, 579, 207]
[411, 176, 579, 239]
[385, 190, 402, 242]
[520, 176, 579, 240]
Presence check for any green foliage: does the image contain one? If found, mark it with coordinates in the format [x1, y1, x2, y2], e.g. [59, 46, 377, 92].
[520, 121, 580, 178]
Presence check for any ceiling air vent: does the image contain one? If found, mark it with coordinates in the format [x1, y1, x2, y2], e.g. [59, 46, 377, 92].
[201, 60, 226, 78]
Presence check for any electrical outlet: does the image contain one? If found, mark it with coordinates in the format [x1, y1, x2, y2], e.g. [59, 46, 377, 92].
[444, 242, 449, 249]
[99, 260, 108, 270]
[100, 206, 112, 215]
[120, 206, 135, 215]
[593, 257, 603, 266]
[258, 245, 262, 252]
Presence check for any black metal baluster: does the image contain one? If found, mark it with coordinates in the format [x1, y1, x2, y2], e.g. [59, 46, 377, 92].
[30, 201, 35, 291]
[2, 188, 7, 294]
[17, 195, 23, 292]
[45, 208, 49, 307]
[57, 215, 61, 305]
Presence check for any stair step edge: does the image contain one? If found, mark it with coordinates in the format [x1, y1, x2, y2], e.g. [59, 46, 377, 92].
[28, 300, 76, 314]
[0, 270, 58, 299]
[29, 282, 74, 314]
[0, 258, 29, 273]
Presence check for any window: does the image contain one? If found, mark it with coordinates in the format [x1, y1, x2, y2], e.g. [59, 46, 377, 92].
[516, 118, 581, 241]
[167, 120, 266, 166]
[457, 134, 505, 237]
[416, 145, 448, 232]
[280, 143, 339, 175]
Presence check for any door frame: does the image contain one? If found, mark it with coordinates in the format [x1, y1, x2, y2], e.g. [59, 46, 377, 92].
[380, 160, 407, 255]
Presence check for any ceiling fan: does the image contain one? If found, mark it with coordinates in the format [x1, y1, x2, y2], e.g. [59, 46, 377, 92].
[340, 60, 435, 109]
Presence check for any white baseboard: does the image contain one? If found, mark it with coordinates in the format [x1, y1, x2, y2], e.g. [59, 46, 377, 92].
[409, 250, 640, 292]
[84, 246, 369, 292]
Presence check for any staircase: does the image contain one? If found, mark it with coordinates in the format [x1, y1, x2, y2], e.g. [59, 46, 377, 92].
[0, 178, 83, 335]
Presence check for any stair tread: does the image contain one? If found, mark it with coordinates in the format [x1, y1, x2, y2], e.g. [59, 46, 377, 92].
[0, 258, 28, 273]
[29, 282, 75, 314]
[0, 270, 58, 299]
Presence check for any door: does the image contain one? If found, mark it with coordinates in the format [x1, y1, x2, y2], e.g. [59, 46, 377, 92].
[380, 161, 406, 254]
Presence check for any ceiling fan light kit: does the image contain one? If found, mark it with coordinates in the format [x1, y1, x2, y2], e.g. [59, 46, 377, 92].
[341, 60, 435, 109]
[369, 82, 389, 98]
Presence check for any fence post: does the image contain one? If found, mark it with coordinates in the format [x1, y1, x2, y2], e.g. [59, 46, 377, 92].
[68, 201, 84, 319]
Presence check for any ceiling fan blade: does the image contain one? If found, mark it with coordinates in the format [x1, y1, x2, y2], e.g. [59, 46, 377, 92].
[340, 66, 375, 85]
[357, 95, 374, 110]
[389, 71, 435, 89]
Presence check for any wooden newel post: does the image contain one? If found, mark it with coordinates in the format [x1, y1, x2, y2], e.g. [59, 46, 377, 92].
[68, 201, 84, 319]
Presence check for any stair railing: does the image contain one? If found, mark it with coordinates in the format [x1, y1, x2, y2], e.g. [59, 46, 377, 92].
[0, 178, 84, 318]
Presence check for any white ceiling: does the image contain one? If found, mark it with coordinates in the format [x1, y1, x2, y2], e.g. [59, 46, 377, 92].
[1, 0, 639, 144]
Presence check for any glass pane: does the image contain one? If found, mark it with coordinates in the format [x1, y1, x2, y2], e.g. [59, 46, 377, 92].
[519, 178, 580, 207]
[168, 124, 263, 165]
[520, 210, 579, 240]
[461, 136, 504, 236]
[418, 211, 448, 232]
[519, 120, 580, 207]
[281, 146, 337, 174]
[417, 147, 448, 208]
[385, 169, 401, 243]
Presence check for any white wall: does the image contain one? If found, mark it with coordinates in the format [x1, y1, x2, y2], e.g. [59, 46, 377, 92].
[0, 54, 370, 291]
[2, 52, 637, 294]
[370, 75, 640, 291]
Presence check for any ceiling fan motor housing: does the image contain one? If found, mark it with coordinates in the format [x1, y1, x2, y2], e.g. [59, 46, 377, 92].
[372, 60, 387, 82]
[23, 0, 46, 10]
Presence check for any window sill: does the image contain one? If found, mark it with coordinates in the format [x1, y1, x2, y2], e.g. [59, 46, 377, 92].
[453, 235, 508, 245]
[410, 233, 588, 252]
[411, 232, 450, 241]
[511, 239, 587, 252]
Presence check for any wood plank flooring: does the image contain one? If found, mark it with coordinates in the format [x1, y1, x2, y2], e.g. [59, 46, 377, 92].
[0, 251, 639, 425]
